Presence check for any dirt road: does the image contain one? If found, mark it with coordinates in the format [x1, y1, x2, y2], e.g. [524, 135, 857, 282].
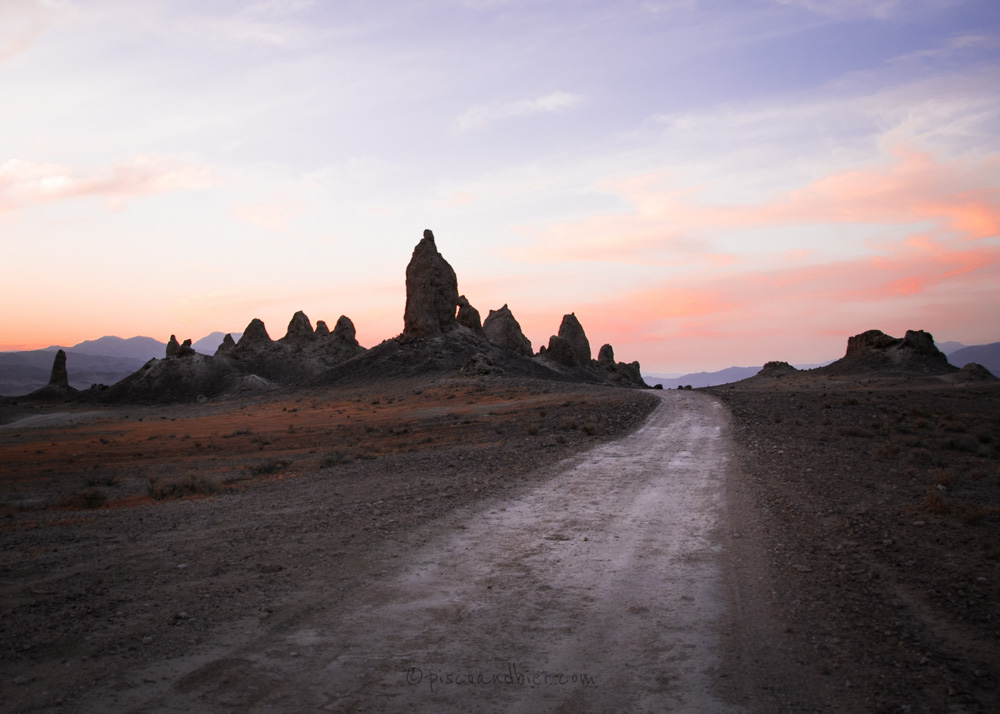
[80, 389, 744, 713]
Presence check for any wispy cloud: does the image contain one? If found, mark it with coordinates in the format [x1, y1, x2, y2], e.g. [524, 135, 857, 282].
[453, 91, 582, 133]
[773, 0, 953, 20]
[0, 0, 64, 62]
[0, 156, 214, 212]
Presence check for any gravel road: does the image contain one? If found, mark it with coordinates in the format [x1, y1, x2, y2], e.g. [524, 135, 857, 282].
[92, 389, 745, 713]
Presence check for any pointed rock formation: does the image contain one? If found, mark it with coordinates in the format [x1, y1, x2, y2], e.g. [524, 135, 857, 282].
[543, 336, 579, 368]
[597, 344, 615, 366]
[456, 295, 484, 333]
[332, 315, 358, 345]
[403, 229, 459, 338]
[482, 304, 532, 356]
[215, 333, 237, 356]
[315, 320, 330, 337]
[558, 313, 591, 364]
[284, 310, 315, 342]
[166, 335, 181, 358]
[234, 318, 272, 354]
[49, 349, 70, 389]
[542, 313, 592, 368]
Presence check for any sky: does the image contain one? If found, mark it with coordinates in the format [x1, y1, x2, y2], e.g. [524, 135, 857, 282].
[1, 0, 999, 374]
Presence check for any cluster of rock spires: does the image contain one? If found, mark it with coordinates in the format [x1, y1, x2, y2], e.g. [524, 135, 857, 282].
[374, 229, 646, 387]
[24, 229, 648, 403]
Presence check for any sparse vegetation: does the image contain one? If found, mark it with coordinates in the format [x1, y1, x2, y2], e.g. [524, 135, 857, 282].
[148, 474, 221, 500]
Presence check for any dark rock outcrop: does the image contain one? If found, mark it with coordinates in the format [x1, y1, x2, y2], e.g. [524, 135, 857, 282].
[403, 229, 459, 338]
[49, 349, 70, 388]
[460, 352, 503, 376]
[456, 295, 484, 333]
[215, 333, 236, 356]
[825, 329, 955, 375]
[758, 361, 798, 378]
[283, 311, 315, 343]
[315, 320, 330, 337]
[178, 339, 195, 357]
[483, 304, 532, 356]
[597, 344, 615, 366]
[332, 315, 358, 345]
[542, 313, 591, 368]
[166, 335, 181, 358]
[955, 362, 997, 382]
[235, 318, 272, 353]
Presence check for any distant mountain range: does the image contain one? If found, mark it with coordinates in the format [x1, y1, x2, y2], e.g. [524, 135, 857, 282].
[644, 362, 833, 389]
[0, 332, 242, 395]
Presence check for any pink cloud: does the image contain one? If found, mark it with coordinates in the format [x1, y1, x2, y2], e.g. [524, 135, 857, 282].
[0, 156, 214, 212]
[515, 145, 999, 267]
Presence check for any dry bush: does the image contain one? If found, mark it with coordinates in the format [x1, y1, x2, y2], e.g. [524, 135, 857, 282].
[930, 468, 957, 487]
[922, 489, 949, 514]
[148, 474, 220, 500]
[874, 441, 899, 460]
[60, 487, 108, 509]
[321, 451, 354, 468]
[246, 459, 290, 476]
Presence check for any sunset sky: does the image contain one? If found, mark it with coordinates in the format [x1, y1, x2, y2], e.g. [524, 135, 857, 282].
[2, 0, 999, 374]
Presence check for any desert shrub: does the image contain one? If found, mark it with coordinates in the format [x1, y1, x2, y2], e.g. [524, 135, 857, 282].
[559, 417, 579, 431]
[77, 488, 108, 508]
[922, 489, 949, 514]
[875, 442, 900, 460]
[581, 422, 597, 435]
[943, 434, 979, 453]
[148, 474, 220, 500]
[85, 474, 117, 487]
[959, 507, 985, 526]
[246, 459, 290, 476]
[320, 451, 354, 468]
[837, 426, 874, 438]
[930, 468, 956, 487]
[527, 425, 539, 436]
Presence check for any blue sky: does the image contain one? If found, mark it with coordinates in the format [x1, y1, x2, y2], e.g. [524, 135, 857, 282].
[2, 0, 998, 372]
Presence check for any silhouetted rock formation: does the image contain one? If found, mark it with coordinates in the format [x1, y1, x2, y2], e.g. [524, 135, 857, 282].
[955, 362, 997, 382]
[283, 310, 315, 343]
[61, 228, 650, 402]
[758, 361, 798, 378]
[235, 318, 272, 354]
[825, 329, 955, 375]
[483, 305, 532, 356]
[542, 313, 592, 368]
[332, 315, 358, 345]
[49, 349, 70, 388]
[456, 295, 484, 333]
[403, 229, 459, 338]
[215, 333, 236, 356]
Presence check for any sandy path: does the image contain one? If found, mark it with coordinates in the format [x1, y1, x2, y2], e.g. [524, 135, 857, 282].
[98, 390, 745, 713]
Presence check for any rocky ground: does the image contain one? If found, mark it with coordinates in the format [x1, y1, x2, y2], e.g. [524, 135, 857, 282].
[712, 377, 1000, 713]
[0, 376, 656, 713]
[2, 372, 998, 713]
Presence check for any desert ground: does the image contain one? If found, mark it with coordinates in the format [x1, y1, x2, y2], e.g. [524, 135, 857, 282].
[1, 375, 998, 713]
